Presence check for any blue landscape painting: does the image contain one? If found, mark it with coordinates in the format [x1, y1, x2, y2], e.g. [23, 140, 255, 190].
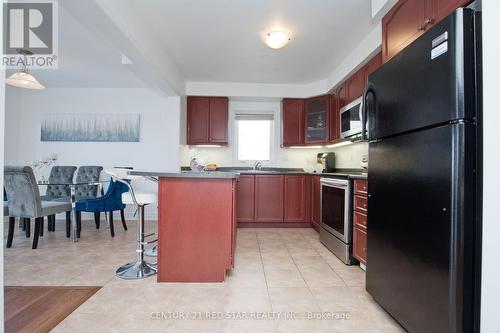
[41, 113, 140, 142]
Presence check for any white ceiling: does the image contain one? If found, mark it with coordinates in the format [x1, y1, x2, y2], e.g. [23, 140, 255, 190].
[6, 4, 149, 89]
[97, 0, 377, 85]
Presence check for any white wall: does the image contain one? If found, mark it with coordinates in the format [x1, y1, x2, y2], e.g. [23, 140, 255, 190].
[4, 88, 181, 219]
[481, 0, 500, 331]
[1, 1, 5, 328]
[179, 100, 368, 170]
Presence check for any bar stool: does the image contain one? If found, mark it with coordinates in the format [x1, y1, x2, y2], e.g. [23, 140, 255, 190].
[105, 169, 157, 279]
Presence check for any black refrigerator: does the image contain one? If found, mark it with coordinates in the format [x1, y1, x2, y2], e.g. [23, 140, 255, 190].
[363, 8, 482, 333]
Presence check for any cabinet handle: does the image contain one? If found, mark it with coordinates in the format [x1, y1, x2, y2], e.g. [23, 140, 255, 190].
[418, 18, 433, 31]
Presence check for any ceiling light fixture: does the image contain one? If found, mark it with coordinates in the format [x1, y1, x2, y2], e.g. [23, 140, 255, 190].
[264, 31, 291, 49]
[6, 49, 45, 90]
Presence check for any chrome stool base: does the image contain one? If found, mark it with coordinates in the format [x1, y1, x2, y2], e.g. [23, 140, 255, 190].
[116, 260, 157, 280]
[145, 245, 157, 257]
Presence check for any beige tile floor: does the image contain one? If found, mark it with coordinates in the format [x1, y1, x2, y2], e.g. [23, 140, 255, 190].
[4, 218, 405, 333]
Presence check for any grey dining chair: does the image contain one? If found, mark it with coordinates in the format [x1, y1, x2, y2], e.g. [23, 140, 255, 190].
[42, 166, 76, 235]
[4, 166, 72, 249]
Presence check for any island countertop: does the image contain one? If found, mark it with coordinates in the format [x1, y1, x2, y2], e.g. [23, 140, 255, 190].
[128, 170, 239, 179]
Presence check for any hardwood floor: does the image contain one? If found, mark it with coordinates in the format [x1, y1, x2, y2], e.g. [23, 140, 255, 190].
[4, 286, 101, 333]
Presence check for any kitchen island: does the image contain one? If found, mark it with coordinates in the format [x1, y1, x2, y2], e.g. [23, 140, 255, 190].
[129, 171, 239, 283]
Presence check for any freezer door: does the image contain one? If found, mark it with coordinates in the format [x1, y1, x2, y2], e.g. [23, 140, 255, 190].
[366, 123, 477, 333]
[366, 8, 477, 140]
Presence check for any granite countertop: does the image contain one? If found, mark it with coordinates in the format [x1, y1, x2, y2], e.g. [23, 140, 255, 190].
[178, 167, 367, 179]
[128, 170, 240, 179]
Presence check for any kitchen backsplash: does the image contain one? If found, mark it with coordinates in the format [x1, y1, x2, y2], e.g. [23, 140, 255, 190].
[179, 141, 368, 170]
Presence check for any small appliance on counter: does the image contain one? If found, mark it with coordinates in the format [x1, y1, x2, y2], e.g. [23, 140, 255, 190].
[317, 152, 335, 173]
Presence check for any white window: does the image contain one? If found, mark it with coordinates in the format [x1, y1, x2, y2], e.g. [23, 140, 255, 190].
[235, 114, 273, 161]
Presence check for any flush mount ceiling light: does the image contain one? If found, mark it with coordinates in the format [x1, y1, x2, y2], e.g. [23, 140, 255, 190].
[6, 49, 45, 90]
[264, 31, 291, 49]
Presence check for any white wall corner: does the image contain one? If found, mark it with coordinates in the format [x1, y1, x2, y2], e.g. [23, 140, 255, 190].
[185, 79, 328, 99]
[326, 23, 382, 91]
[371, 0, 398, 20]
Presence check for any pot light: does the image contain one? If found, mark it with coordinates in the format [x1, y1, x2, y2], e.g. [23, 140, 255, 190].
[264, 31, 291, 49]
[6, 49, 45, 90]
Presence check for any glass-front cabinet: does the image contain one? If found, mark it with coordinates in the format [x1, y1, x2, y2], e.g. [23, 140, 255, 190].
[305, 96, 329, 144]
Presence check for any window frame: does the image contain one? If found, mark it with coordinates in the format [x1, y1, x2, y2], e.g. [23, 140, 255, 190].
[232, 112, 275, 164]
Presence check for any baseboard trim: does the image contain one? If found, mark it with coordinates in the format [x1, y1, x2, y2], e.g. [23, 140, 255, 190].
[238, 222, 313, 228]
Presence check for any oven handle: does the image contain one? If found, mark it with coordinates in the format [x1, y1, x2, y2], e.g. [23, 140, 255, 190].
[320, 178, 348, 187]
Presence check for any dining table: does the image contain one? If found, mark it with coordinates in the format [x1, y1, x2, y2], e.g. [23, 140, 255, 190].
[37, 180, 108, 242]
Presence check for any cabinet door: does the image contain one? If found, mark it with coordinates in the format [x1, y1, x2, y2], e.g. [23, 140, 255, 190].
[187, 96, 210, 144]
[209, 97, 228, 144]
[255, 175, 284, 222]
[237, 175, 255, 222]
[305, 95, 329, 144]
[329, 93, 340, 142]
[430, 0, 469, 25]
[353, 227, 367, 264]
[282, 99, 305, 146]
[311, 176, 321, 226]
[337, 83, 347, 109]
[284, 175, 307, 222]
[382, 0, 426, 62]
[346, 71, 364, 103]
[362, 52, 382, 86]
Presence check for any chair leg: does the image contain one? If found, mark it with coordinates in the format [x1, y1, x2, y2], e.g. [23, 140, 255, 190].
[94, 212, 100, 229]
[7, 217, 15, 248]
[76, 211, 82, 238]
[32, 217, 42, 249]
[109, 211, 115, 237]
[40, 217, 44, 237]
[66, 211, 71, 238]
[48, 215, 55, 231]
[120, 209, 128, 231]
[20, 218, 26, 231]
[25, 218, 31, 238]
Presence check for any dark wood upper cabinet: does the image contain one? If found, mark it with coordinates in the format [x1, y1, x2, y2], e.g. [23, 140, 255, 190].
[187, 96, 228, 145]
[382, 0, 426, 62]
[362, 52, 383, 86]
[187, 97, 210, 144]
[282, 99, 305, 147]
[209, 97, 228, 144]
[284, 175, 307, 222]
[382, 0, 469, 63]
[237, 175, 255, 223]
[329, 93, 341, 142]
[346, 71, 364, 103]
[255, 175, 284, 222]
[430, 0, 470, 24]
[305, 95, 329, 145]
[336, 83, 347, 110]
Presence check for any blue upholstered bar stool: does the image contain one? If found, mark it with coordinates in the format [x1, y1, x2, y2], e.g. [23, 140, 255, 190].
[105, 169, 157, 279]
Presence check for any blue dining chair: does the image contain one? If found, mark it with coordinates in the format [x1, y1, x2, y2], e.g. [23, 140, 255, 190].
[75, 179, 129, 237]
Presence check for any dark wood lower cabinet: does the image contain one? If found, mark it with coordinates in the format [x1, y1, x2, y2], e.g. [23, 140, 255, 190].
[255, 175, 284, 222]
[311, 175, 321, 231]
[284, 175, 309, 222]
[236, 175, 255, 222]
[353, 226, 367, 265]
[353, 179, 368, 264]
[236, 174, 314, 225]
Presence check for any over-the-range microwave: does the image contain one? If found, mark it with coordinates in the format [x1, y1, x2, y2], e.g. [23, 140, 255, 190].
[340, 96, 365, 139]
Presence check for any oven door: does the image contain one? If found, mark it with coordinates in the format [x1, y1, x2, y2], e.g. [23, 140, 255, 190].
[340, 96, 363, 139]
[320, 178, 351, 243]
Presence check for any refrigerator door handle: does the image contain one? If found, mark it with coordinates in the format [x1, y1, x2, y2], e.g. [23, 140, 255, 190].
[362, 82, 376, 141]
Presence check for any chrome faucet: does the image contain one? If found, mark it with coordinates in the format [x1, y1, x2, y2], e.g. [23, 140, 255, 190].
[253, 161, 262, 170]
